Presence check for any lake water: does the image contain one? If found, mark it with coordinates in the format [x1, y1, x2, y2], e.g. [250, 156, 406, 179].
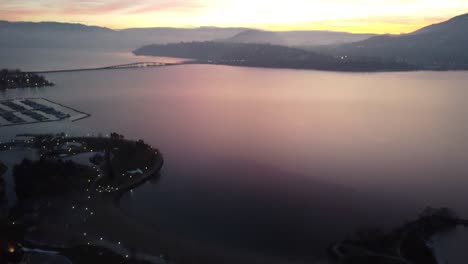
[1, 49, 468, 263]
[0, 47, 187, 71]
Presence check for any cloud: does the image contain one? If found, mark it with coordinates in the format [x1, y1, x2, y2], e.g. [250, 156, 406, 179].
[1, 0, 207, 16]
[300, 15, 452, 34]
[0, 9, 39, 21]
[60, 0, 137, 15]
[59, 0, 206, 15]
[124, 0, 207, 14]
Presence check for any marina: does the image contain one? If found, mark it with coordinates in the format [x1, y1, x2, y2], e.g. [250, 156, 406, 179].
[0, 98, 90, 127]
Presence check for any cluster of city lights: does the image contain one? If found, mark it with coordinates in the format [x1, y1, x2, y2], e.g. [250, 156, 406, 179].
[1, 132, 163, 263]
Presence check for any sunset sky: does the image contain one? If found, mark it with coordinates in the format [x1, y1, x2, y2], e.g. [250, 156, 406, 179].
[2, 0, 468, 33]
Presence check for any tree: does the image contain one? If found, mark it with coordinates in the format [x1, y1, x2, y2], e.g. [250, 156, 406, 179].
[419, 207, 458, 220]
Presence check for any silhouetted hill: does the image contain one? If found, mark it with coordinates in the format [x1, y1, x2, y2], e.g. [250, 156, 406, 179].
[0, 21, 247, 49]
[314, 13, 468, 69]
[134, 42, 417, 72]
[0, 21, 119, 49]
[222, 30, 287, 45]
[412, 13, 468, 35]
[280, 31, 375, 46]
[220, 29, 375, 46]
[119, 27, 248, 45]
[0, 20, 112, 32]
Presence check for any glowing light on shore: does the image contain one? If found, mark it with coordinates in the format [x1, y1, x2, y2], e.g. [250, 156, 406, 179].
[8, 246, 15, 253]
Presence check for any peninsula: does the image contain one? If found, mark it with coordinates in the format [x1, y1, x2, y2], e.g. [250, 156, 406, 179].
[133, 42, 417, 72]
[329, 207, 468, 264]
[0, 133, 165, 264]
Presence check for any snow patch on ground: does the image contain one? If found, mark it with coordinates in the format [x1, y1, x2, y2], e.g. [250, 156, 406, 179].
[428, 226, 468, 264]
[64, 152, 102, 167]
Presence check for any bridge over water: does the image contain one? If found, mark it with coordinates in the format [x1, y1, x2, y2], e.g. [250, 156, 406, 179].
[104, 62, 169, 69]
[29, 61, 187, 74]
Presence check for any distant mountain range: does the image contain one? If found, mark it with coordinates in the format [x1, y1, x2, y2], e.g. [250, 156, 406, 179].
[313, 13, 468, 69]
[2, 13, 468, 70]
[0, 20, 374, 49]
[0, 21, 247, 49]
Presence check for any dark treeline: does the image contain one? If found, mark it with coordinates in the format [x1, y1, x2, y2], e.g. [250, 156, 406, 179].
[13, 159, 93, 200]
[134, 42, 417, 72]
[0, 69, 54, 90]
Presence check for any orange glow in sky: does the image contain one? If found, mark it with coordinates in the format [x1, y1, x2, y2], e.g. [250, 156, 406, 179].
[1, 0, 468, 33]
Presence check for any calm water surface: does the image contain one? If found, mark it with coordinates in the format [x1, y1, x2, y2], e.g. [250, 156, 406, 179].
[0, 47, 187, 71]
[2, 51, 468, 262]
